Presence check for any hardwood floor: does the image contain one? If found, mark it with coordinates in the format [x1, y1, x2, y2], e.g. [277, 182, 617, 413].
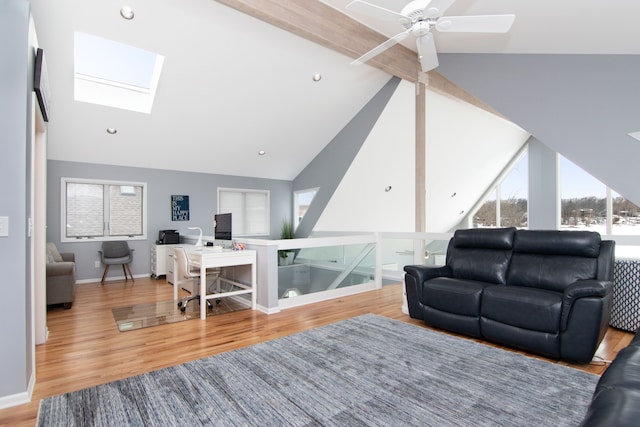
[0, 277, 634, 426]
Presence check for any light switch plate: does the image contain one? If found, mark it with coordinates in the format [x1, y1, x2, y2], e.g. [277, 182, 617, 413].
[0, 216, 8, 237]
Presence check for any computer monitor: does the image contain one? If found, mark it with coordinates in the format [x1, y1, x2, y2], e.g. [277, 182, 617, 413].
[214, 213, 232, 241]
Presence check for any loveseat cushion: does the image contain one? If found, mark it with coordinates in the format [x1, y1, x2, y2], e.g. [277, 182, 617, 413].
[447, 227, 515, 285]
[507, 253, 598, 293]
[513, 230, 601, 258]
[506, 230, 600, 293]
[46, 242, 64, 263]
[423, 277, 490, 316]
[482, 286, 562, 333]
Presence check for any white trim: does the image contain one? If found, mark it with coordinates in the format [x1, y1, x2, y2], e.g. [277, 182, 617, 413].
[61, 177, 148, 242]
[0, 372, 34, 410]
[293, 187, 318, 230]
[278, 281, 377, 309]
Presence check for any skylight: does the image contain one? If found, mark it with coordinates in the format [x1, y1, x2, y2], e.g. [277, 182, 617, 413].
[74, 32, 164, 114]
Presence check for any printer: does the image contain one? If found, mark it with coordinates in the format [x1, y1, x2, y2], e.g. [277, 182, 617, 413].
[157, 229, 179, 244]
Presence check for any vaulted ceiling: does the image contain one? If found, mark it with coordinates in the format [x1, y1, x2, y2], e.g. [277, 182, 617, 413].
[30, 0, 640, 185]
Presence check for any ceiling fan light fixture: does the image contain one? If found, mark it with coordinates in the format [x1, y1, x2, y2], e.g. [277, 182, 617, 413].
[346, 0, 516, 73]
[437, 19, 452, 30]
[120, 6, 134, 20]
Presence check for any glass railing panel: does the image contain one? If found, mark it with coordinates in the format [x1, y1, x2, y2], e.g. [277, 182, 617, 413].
[378, 237, 450, 279]
[278, 243, 375, 301]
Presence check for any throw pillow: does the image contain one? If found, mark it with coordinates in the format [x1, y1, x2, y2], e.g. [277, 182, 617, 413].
[46, 242, 64, 263]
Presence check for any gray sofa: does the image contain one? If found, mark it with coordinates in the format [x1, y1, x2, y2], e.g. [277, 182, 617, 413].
[404, 227, 614, 363]
[46, 249, 76, 309]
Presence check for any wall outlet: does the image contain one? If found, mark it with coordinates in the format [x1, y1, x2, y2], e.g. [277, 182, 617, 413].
[0, 216, 8, 237]
[95, 260, 101, 268]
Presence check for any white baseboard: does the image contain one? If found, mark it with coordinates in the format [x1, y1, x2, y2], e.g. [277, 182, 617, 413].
[0, 371, 34, 410]
[257, 304, 280, 315]
[75, 273, 151, 285]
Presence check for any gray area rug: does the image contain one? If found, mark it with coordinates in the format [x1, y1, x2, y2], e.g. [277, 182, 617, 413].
[37, 314, 597, 426]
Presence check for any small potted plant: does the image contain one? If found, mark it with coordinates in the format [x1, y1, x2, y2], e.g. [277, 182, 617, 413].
[279, 218, 295, 266]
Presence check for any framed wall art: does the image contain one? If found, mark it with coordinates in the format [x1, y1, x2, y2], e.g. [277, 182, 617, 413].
[171, 195, 189, 221]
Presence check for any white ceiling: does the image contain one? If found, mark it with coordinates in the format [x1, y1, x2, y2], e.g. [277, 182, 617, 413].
[328, 0, 640, 54]
[30, 0, 640, 181]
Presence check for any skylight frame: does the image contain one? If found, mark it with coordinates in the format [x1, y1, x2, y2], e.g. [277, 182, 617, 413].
[73, 31, 164, 114]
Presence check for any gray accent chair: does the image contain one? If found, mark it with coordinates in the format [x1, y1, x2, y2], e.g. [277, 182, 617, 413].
[46, 243, 76, 309]
[99, 241, 135, 284]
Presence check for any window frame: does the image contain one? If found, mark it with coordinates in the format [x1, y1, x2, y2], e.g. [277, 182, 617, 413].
[60, 177, 148, 242]
[293, 187, 318, 230]
[217, 187, 270, 237]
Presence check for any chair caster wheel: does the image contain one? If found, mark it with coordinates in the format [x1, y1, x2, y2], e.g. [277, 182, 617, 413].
[177, 301, 183, 307]
[216, 299, 222, 305]
[180, 306, 186, 312]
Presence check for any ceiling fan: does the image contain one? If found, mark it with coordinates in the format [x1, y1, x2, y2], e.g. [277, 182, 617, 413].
[346, 0, 515, 73]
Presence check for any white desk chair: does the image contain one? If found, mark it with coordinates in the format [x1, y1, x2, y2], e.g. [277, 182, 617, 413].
[173, 247, 221, 312]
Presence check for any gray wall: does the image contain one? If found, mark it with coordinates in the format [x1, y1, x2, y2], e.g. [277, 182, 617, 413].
[0, 0, 32, 402]
[528, 137, 560, 229]
[293, 77, 401, 237]
[47, 160, 291, 281]
[437, 54, 640, 206]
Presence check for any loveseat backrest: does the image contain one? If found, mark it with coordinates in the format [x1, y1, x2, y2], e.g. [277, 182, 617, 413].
[447, 227, 516, 285]
[506, 230, 602, 292]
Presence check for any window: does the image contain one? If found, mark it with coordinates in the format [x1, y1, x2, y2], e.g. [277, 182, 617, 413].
[473, 152, 528, 229]
[218, 188, 269, 236]
[560, 156, 640, 235]
[61, 178, 147, 242]
[293, 188, 318, 230]
[559, 156, 605, 232]
[611, 191, 640, 235]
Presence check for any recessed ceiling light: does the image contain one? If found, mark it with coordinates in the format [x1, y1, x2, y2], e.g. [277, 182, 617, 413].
[312, 73, 322, 82]
[106, 128, 117, 134]
[258, 150, 266, 156]
[120, 6, 134, 20]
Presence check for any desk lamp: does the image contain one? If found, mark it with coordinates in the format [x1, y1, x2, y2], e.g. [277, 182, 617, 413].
[188, 227, 203, 249]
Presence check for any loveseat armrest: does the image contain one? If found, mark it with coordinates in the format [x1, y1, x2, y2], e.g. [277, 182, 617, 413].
[403, 265, 452, 320]
[46, 261, 75, 277]
[404, 264, 452, 284]
[561, 279, 613, 330]
[61, 252, 75, 262]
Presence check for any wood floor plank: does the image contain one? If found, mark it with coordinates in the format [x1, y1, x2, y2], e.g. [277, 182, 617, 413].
[0, 277, 633, 426]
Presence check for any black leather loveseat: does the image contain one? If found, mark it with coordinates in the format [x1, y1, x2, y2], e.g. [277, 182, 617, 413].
[404, 227, 614, 363]
[580, 327, 640, 426]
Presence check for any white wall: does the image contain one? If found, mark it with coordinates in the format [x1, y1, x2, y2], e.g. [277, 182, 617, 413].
[314, 79, 416, 232]
[425, 90, 530, 232]
[314, 79, 531, 233]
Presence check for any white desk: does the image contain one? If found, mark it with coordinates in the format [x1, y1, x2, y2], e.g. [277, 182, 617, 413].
[173, 247, 257, 320]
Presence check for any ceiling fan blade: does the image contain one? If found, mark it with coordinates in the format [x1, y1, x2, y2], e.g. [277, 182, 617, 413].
[351, 29, 411, 65]
[416, 32, 439, 72]
[423, 0, 456, 19]
[436, 14, 515, 33]
[346, 0, 411, 26]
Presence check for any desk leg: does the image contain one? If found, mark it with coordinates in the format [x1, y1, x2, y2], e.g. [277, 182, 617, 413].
[200, 263, 207, 320]
[251, 262, 257, 310]
[173, 256, 178, 301]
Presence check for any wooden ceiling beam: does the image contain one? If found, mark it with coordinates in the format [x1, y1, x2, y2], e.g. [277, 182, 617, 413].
[214, 0, 420, 82]
[214, 0, 506, 118]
